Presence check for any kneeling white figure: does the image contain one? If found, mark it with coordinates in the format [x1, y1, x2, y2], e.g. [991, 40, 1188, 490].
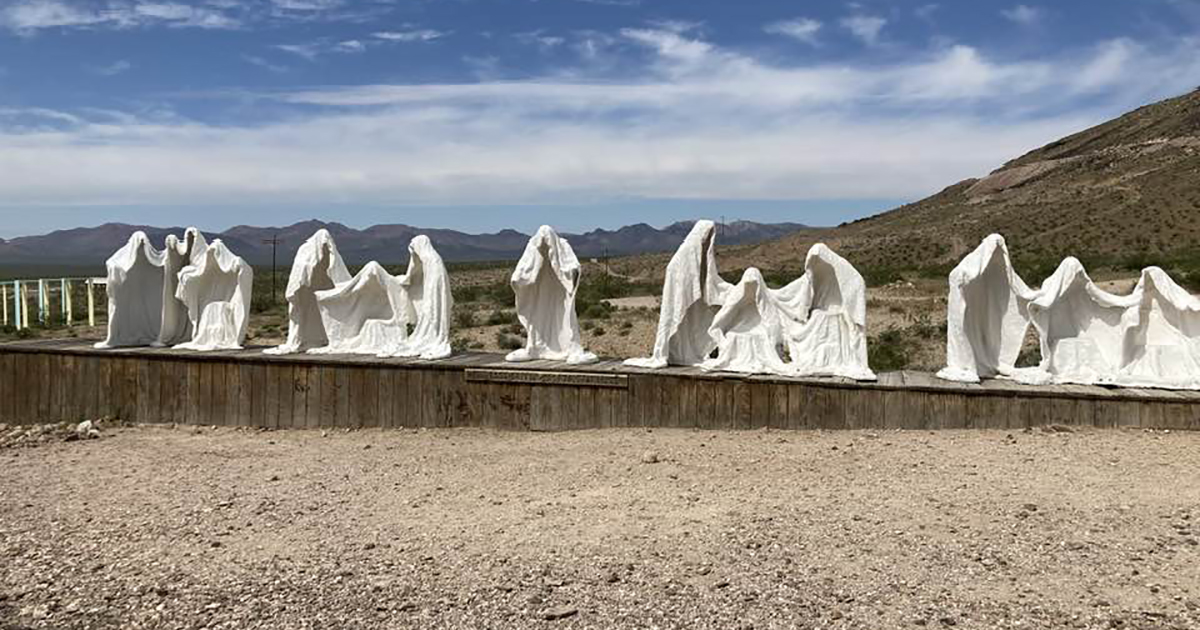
[625, 220, 731, 369]
[96, 231, 168, 349]
[1113, 267, 1200, 390]
[311, 262, 409, 355]
[379, 236, 454, 360]
[780, 244, 876, 381]
[173, 239, 254, 351]
[700, 268, 792, 375]
[505, 225, 597, 365]
[265, 229, 352, 355]
[1019, 257, 1135, 386]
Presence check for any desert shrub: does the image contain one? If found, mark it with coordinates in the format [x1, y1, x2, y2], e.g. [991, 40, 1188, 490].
[486, 310, 516, 326]
[578, 299, 614, 320]
[868, 327, 912, 372]
[453, 309, 476, 329]
[495, 331, 524, 350]
[592, 326, 607, 337]
[860, 266, 905, 287]
[619, 320, 633, 330]
[505, 322, 524, 335]
[581, 320, 595, 331]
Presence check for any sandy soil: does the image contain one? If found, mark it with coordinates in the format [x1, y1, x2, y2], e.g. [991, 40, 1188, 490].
[2, 425, 1198, 629]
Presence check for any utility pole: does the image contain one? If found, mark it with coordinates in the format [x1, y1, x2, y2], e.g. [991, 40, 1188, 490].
[262, 235, 281, 305]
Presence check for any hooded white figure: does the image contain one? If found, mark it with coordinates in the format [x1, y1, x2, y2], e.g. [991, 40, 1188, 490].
[1017, 257, 1138, 386]
[1113, 267, 1200, 390]
[625, 220, 732, 368]
[937, 235, 1037, 383]
[700, 268, 792, 374]
[96, 231, 168, 349]
[265, 229, 352, 355]
[778, 244, 876, 381]
[312, 262, 410, 355]
[505, 225, 597, 364]
[379, 236, 454, 360]
[155, 227, 208, 347]
[173, 239, 254, 351]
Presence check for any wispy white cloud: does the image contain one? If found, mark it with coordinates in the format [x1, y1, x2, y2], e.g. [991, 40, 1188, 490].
[764, 18, 822, 46]
[242, 54, 289, 73]
[88, 59, 132, 76]
[0, 29, 1197, 210]
[0, 0, 241, 32]
[840, 15, 887, 46]
[515, 30, 565, 50]
[915, 4, 939, 22]
[1001, 4, 1043, 26]
[373, 29, 447, 43]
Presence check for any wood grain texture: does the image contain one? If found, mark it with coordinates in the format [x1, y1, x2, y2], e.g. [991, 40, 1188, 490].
[3, 342, 1200, 431]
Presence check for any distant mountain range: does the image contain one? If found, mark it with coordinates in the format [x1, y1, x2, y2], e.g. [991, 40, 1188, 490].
[0, 219, 808, 271]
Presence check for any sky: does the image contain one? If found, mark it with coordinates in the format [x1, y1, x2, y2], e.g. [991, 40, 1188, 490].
[0, 0, 1199, 238]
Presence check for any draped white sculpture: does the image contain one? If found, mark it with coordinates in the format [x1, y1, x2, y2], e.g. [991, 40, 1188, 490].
[265, 229, 352, 355]
[173, 240, 254, 351]
[937, 235, 1036, 383]
[96, 232, 167, 349]
[625, 220, 732, 369]
[700, 268, 792, 374]
[506, 225, 597, 365]
[155, 227, 208, 347]
[312, 262, 409, 355]
[939, 237, 1200, 390]
[379, 236, 454, 360]
[1115, 267, 1200, 389]
[781, 244, 876, 380]
[1016, 257, 1136, 386]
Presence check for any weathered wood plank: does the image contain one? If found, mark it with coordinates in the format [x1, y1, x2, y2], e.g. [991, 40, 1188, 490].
[320, 365, 338, 428]
[291, 364, 309, 429]
[304, 365, 322, 429]
[733, 380, 752, 430]
[769, 383, 789, 430]
[336, 366, 352, 428]
[277, 364, 296, 429]
[263, 361, 281, 429]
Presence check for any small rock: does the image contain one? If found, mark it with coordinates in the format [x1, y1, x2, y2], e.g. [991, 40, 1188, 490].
[542, 606, 578, 621]
[75, 420, 100, 440]
[641, 451, 659, 464]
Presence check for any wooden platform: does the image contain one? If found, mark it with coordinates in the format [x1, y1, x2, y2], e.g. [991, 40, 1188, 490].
[0, 339, 1198, 431]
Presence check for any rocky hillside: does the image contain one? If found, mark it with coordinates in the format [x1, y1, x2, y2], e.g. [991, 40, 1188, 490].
[737, 88, 1200, 277]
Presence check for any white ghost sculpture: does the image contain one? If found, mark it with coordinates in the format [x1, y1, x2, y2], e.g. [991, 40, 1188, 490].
[96, 231, 167, 349]
[155, 227, 208, 347]
[625, 220, 732, 368]
[780, 244, 876, 381]
[265, 229, 352, 355]
[505, 225, 597, 365]
[379, 235, 454, 360]
[937, 234, 1037, 383]
[173, 239, 254, 351]
[1113, 267, 1200, 390]
[700, 268, 792, 375]
[312, 262, 410, 355]
[1017, 257, 1136, 386]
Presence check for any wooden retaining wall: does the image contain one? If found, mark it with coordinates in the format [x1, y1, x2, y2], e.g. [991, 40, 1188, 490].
[1, 339, 1198, 430]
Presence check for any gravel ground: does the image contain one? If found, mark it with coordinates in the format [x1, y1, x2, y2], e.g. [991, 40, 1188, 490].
[2, 425, 1199, 629]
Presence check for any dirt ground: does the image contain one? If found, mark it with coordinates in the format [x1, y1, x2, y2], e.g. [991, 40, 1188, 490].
[2, 424, 1198, 629]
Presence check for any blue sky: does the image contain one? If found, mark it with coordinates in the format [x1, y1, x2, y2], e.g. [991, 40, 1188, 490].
[0, 0, 1198, 238]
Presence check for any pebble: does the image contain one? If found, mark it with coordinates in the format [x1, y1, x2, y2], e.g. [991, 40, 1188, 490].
[641, 451, 659, 464]
[542, 606, 578, 621]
